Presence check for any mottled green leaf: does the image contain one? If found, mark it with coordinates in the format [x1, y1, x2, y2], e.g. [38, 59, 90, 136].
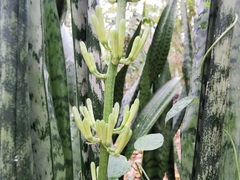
[139, 0, 177, 109]
[192, 1, 236, 179]
[221, 1, 240, 179]
[181, 0, 193, 94]
[0, 0, 32, 179]
[180, 1, 211, 178]
[43, 0, 72, 178]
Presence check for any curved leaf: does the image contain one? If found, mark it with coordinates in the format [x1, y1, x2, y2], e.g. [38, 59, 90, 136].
[43, 0, 73, 178]
[181, 0, 193, 93]
[125, 77, 181, 158]
[165, 96, 198, 124]
[141, 61, 174, 179]
[70, 0, 88, 178]
[192, 1, 236, 179]
[139, 0, 177, 109]
[180, 1, 211, 178]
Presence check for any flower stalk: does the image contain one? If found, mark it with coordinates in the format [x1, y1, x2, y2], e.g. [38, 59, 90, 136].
[72, 1, 149, 179]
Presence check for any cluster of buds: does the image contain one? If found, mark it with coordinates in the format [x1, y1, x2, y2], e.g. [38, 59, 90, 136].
[72, 98, 139, 156]
[79, 5, 150, 78]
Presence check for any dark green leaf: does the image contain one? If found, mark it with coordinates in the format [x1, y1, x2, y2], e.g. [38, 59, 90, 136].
[181, 0, 193, 93]
[139, 0, 177, 109]
[44, 0, 72, 178]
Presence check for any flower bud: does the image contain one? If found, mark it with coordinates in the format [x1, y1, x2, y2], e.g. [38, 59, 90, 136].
[114, 126, 132, 155]
[112, 102, 120, 124]
[102, 122, 108, 146]
[82, 118, 93, 140]
[120, 36, 140, 64]
[72, 106, 87, 135]
[118, 19, 126, 58]
[125, 98, 139, 126]
[95, 6, 106, 37]
[91, 15, 102, 40]
[132, 27, 150, 60]
[114, 105, 130, 133]
[90, 162, 97, 180]
[110, 30, 119, 63]
[80, 41, 96, 72]
[86, 98, 95, 126]
[97, 120, 107, 144]
[79, 106, 92, 124]
[80, 41, 106, 79]
[106, 113, 115, 147]
[95, 120, 102, 139]
[92, 6, 109, 50]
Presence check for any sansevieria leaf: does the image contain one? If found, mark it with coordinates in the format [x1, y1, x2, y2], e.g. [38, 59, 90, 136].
[0, 1, 32, 179]
[43, 0, 73, 178]
[125, 77, 181, 158]
[139, 0, 177, 109]
[165, 96, 198, 124]
[181, 0, 193, 94]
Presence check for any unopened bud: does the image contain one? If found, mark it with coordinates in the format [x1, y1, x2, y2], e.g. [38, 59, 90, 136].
[114, 126, 132, 155]
[125, 98, 139, 126]
[90, 162, 97, 180]
[118, 19, 126, 58]
[110, 30, 119, 63]
[72, 106, 87, 136]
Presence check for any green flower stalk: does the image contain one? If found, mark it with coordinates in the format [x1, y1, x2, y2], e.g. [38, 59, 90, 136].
[72, 3, 149, 179]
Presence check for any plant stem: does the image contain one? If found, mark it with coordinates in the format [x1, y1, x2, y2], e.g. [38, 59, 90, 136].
[116, 0, 127, 27]
[98, 64, 118, 180]
[98, 1, 127, 179]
